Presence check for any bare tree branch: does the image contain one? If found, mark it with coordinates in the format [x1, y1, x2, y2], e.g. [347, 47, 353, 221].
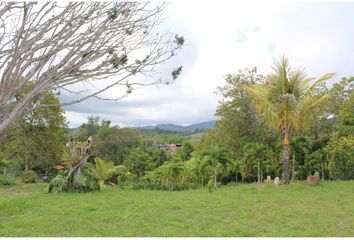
[0, 2, 184, 136]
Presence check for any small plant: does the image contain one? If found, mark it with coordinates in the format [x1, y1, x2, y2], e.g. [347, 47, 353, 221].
[47, 175, 68, 193]
[207, 179, 213, 193]
[116, 165, 131, 184]
[85, 157, 118, 191]
[0, 175, 16, 186]
[22, 170, 37, 183]
[73, 170, 99, 192]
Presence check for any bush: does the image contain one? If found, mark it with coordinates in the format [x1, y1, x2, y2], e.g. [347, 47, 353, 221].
[73, 170, 99, 192]
[116, 165, 132, 184]
[0, 175, 16, 186]
[326, 137, 354, 180]
[22, 170, 37, 183]
[47, 175, 68, 193]
[207, 179, 213, 193]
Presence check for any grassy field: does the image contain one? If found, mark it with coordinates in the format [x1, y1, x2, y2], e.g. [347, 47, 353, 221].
[1, 181, 354, 237]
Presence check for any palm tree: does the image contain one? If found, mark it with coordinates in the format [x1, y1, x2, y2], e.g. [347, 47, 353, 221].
[306, 149, 327, 181]
[290, 135, 311, 181]
[201, 146, 232, 188]
[185, 155, 210, 186]
[152, 161, 186, 190]
[85, 157, 118, 190]
[246, 56, 334, 184]
[228, 159, 242, 183]
[243, 142, 272, 183]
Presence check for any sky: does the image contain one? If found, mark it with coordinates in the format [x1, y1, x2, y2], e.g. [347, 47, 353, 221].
[62, 0, 354, 128]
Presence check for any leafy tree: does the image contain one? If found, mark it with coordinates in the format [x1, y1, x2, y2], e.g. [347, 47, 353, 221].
[0, 87, 66, 173]
[123, 146, 167, 179]
[85, 157, 118, 190]
[246, 56, 334, 183]
[95, 125, 140, 164]
[0, 2, 183, 137]
[326, 137, 354, 180]
[77, 116, 102, 141]
[329, 76, 354, 120]
[214, 68, 278, 156]
[177, 141, 194, 161]
[336, 92, 354, 137]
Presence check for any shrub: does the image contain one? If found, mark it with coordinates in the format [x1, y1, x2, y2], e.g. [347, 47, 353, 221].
[207, 179, 213, 193]
[47, 175, 68, 193]
[73, 170, 99, 192]
[85, 157, 118, 191]
[0, 175, 16, 186]
[326, 137, 354, 180]
[116, 165, 132, 184]
[22, 170, 37, 183]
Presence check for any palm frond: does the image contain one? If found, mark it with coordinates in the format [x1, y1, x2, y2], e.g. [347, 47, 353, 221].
[302, 73, 335, 96]
[246, 84, 281, 132]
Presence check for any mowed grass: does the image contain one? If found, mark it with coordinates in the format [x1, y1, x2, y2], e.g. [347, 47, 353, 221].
[1, 181, 354, 237]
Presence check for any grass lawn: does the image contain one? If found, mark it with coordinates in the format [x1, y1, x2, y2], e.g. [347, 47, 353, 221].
[1, 181, 354, 237]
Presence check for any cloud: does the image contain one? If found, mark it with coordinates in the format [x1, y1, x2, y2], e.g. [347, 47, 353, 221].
[62, 1, 354, 127]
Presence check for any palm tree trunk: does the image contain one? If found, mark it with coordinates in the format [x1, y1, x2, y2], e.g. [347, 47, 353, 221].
[213, 170, 217, 189]
[257, 160, 260, 183]
[282, 130, 290, 184]
[291, 150, 296, 182]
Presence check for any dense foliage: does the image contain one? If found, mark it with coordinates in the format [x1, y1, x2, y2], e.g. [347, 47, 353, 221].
[326, 137, 354, 180]
[0, 175, 16, 186]
[22, 170, 37, 183]
[1, 57, 353, 192]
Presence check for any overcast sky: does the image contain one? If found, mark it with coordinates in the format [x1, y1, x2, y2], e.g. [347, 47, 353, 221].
[62, 0, 354, 128]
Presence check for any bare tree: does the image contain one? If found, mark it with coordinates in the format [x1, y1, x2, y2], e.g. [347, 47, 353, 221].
[0, 2, 184, 137]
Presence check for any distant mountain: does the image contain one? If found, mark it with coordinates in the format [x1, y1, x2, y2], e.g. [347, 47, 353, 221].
[138, 120, 216, 133]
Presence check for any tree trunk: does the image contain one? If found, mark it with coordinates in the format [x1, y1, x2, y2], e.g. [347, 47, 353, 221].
[24, 133, 29, 171]
[257, 160, 261, 183]
[235, 171, 238, 183]
[282, 131, 290, 184]
[321, 163, 325, 181]
[213, 170, 217, 189]
[291, 150, 296, 181]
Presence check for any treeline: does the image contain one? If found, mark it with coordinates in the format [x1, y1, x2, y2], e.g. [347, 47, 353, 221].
[1, 60, 353, 191]
[199, 67, 353, 183]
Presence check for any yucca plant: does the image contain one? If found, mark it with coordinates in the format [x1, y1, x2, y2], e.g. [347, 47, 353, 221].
[246, 56, 334, 184]
[85, 157, 118, 191]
